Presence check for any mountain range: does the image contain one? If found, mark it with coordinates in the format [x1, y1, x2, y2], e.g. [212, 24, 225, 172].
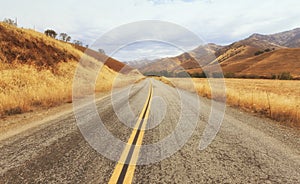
[136, 28, 300, 79]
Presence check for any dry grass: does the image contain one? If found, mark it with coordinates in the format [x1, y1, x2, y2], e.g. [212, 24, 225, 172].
[168, 78, 300, 127]
[0, 22, 82, 67]
[0, 22, 134, 117]
[0, 60, 121, 117]
[0, 62, 74, 116]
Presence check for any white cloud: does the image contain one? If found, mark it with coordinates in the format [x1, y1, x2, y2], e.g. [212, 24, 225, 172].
[0, 0, 299, 60]
[112, 41, 183, 61]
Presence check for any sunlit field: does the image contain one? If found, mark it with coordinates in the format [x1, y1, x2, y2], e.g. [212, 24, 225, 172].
[0, 22, 138, 117]
[0, 61, 119, 116]
[169, 78, 300, 127]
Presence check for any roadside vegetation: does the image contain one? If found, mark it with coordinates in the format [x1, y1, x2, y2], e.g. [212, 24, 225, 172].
[0, 22, 120, 117]
[144, 70, 297, 80]
[168, 78, 300, 127]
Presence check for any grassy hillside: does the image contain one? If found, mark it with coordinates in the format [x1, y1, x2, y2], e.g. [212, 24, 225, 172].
[139, 28, 300, 79]
[0, 23, 81, 68]
[167, 78, 300, 127]
[221, 48, 300, 78]
[0, 22, 119, 116]
[73, 44, 135, 74]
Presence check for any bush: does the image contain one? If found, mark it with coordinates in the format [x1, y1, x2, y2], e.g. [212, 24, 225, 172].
[212, 72, 223, 78]
[254, 50, 264, 56]
[271, 74, 278, 79]
[190, 72, 206, 78]
[239, 74, 261, 79]
[264, 48, 271, 52]
[254, 48, 273, 56]
[3, 18, 17, 26]
[44, 29, 57, 39]
[224, 72, 236, 78]
[279, 72, 293, 80]
[271, 72, 293, 80]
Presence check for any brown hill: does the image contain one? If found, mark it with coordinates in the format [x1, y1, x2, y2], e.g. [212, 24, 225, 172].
[139, 43, 221, 73]
[73, 45, 134, 74]
[0, 21, 133, 75]
[0, 23, 81, 69]
[139, 27, 300, 79]
[188, 48, 300, 79]
[220, 48, 300, 78]
[214, 28, 300, 64]
[249, 28, 300, 48]
[214, 35, 283, 65]
[0, 22, 118, 116]
[138, 36, 284, 75]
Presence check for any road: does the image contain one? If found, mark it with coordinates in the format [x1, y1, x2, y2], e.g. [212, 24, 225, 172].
[0, 79, 299, 183]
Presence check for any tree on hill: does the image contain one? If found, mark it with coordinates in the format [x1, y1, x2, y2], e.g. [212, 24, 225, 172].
[98, 49, 105, 54]
[44, 29, 57, 39]
[59, 33, 71, 42]
[3, 18, 17, 26]
[73, 40, 83, 46]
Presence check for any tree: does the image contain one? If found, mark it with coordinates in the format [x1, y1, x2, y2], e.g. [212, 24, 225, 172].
[66, 36, 71, 42]
[73, 40, 83, 46]
[212, 72, 223, 78]
[59, 33, 71, 42]
[254, 50, 264, 56]
[3, 18, 17, 26]
[44, 29, 57, 39]
[190, 72, 206, 78]
[279, 72, 292, 80]
[264, 48, 271, 52]
[98, 49, 105, 54]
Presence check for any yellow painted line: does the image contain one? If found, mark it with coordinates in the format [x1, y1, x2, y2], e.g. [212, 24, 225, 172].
[122, 86, 153, 183]
[109, 82, 153, 184]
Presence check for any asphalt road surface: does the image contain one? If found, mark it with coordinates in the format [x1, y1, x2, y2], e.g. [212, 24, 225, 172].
[0, 79, 299, 183]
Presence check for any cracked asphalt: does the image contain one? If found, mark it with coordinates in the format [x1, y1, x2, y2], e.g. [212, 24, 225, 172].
[0, 79, 299, 183]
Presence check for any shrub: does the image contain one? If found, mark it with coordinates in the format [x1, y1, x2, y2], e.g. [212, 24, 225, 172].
[212, 72, 223, 78]
[3, 18, 17, 26]
[224, 72, 236, 78]
[264, 48, 271, 52]
[44, 29, 57, 39]
[254, 50, 264, 56]
[190, 72, 206, 78]
[279, 72, 293, 80]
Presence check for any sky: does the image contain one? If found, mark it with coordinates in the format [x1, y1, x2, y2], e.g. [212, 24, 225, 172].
[1, 0, 299, 61]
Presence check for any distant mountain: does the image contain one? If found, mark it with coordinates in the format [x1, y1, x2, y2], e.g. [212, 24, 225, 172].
[138, 27, 300, 79]
[138, 43, 221, 73]
[218, 48, 300, 78]
[206, 28, 300, 65]
[249, 28, 300, 48]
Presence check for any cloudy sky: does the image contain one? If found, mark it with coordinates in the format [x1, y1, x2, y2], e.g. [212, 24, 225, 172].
[1, 0, 299, 61]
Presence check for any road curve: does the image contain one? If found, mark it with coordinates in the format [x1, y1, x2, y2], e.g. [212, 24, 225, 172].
[0, 79, 299, 183]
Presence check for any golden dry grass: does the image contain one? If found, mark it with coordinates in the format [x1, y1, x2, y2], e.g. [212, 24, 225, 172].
[0, 60, 120, 116]
[168, 78, 300, 127]
[0, 22, 134, 117]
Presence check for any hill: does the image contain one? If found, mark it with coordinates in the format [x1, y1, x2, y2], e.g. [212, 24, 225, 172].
[138, 43, 221, 74]
[248, 28, 300, 48]
[220, 48, 300, 79]
[138, 27, 300, 79]
[0, 22, 133, 116]
[73, 45, 135, 74]
[0, 23, 81, 69]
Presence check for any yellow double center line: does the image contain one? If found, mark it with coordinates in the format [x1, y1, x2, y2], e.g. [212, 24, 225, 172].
[109, 82, 153, 184]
